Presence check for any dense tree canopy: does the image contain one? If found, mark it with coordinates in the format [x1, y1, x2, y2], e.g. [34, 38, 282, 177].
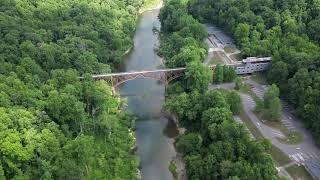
[165, 89, 277, 179]
[256, 84, 282, 121]
[160, 0, 278, 179]
[158, 0, 208, 68]
[212, 65, 236, 83]
[187, 0, 320, 143]
[0, 0, 151, 178]
[185, 61, 212, 92]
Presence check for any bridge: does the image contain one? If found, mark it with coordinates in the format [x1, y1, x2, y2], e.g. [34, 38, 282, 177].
[85, 65, 218, 88]
[83, 57, 271, 90]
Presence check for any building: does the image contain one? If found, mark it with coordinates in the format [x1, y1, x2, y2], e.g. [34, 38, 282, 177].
[235, 57, 272, 74]
[206, 24, 234, 48]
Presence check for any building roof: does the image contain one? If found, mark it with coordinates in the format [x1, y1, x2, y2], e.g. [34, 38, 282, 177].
[242, 57, 272, 63]
[206, 24, 234, 45]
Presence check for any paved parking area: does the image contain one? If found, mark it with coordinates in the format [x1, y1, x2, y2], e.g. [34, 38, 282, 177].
[210, 80, 320, 178]
[245, 79, 320, 178]
[247, 80, 297, 133]
[289, 152, 320, 166]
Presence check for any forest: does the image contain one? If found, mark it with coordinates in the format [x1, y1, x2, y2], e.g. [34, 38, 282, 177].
[159, 0, 278, 179]
[187, 0, 320, 144]
[0, 0, 153, 179]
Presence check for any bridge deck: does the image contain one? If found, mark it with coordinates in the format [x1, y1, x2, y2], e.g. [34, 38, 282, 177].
[91, 67, 187, 78]
[85, 64, 240, 79]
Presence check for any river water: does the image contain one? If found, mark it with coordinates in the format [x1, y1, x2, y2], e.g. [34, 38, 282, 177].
[118, 7, 178, 180]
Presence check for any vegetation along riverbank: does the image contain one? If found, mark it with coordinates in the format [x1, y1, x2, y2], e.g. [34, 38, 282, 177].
[159, 0, 280, 179]
[188, 0, 320, 145]
[0, 0, 157, 179]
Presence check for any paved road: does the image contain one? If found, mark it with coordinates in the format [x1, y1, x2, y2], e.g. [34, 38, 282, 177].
[244, 79, 320, 167]
[209, 83, 235, 90]
[205, 24, 320, 177]
[204, 35, 241, 65]
[209, 81, 320, 179]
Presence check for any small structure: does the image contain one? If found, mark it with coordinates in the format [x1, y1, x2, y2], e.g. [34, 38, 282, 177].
[235, 57, 271, 74]
[206, 24, 234, 48]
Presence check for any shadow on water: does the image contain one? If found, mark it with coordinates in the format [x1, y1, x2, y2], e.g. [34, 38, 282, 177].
[119, 79, 178, 180]
[131, 109, 179, 139]
[163, 118, 179, 138]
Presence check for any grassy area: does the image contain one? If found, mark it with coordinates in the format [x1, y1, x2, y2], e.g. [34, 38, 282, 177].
[230, 53, 242, 61]
[251, 73, 268, 85]
[169, 160, 177, 179]
[239, 78, 304, 145]
[208, 52, 224, 65]
[277, 132, 304, 145]
[239, 83, 261, 103]
[256, 114, 304, 145]
[224, 46, 237, 53]
[237, 84, 293, 167]
[267, 145, 292, 166]
[140, 0, 161, 13]
[238, 82, 251, 93]
[239, 109, 264, 139]
[239, 109, 293, 167]
[209, 57, 224, 65]
[286, 165, 314, 180]
[236, 79, 311, 178]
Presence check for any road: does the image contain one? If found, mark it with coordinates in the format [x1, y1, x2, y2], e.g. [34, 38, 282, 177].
[209, 80, 320, 179]
[204, 36, 241, 65]
[205, 24, 320, 178]
[244, 79, 320, 167]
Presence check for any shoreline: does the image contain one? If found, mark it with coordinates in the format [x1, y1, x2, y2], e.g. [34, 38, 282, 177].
[120, 0, 163, 63]
[139, 0, 163, 14]
[121, 46, 133, 58]
[154, 0, 186, 178]
[163, 112, 187, 180]
[123, 1, 185, 179]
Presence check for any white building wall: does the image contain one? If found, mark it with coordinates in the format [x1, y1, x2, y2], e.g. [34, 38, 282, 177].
[235, 62, 271, 74]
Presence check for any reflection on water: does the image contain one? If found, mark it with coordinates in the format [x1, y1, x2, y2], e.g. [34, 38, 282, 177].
[118, 8, 177, 180]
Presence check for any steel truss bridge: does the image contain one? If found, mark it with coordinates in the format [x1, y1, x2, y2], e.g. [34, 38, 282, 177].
[84, 65, 232, 88]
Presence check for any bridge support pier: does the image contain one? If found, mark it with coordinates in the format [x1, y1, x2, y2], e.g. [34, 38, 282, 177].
[111, 87, 116, 96]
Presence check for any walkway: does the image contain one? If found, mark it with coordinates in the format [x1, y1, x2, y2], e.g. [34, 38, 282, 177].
[244, 79, 320, 167]
[204, 35, 241, 65]
[209, 80, 320, 179]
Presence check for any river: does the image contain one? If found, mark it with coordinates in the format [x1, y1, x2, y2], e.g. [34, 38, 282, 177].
[118, 6, 179, 180]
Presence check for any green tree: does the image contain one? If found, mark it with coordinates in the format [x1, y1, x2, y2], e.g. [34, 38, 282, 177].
[213, 64, 224, 83]
[201, 107, 233, 127]
[307, 18, 320, 43]
[226, 91, 242, 114]
[185, 61, 212, 92]
[234, 23, 251, 46]
[165, 92, 190, 120]
[169, 45, 206, 67]
[234, 77, 243, 90]
[264, 84, 280, 109]
[0, 0, 142, 178]
[267, 61, 289, 85]
[223, 66, 237, 82]
[176, 133, 202, 155]
[261, 84, 282, 121]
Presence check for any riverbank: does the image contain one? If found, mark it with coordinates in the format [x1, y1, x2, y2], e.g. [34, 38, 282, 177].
[139, 0, 163, 14]
[164, 112, 187, 180]
[120, 0, 163, 60]
[119, 2, 180, 179]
